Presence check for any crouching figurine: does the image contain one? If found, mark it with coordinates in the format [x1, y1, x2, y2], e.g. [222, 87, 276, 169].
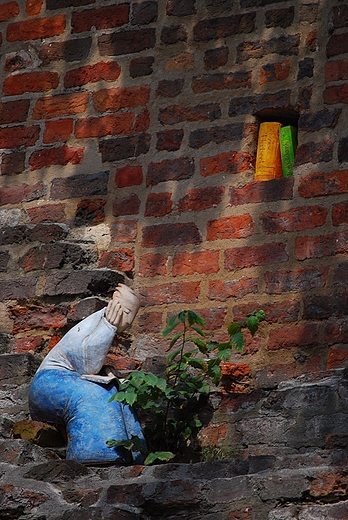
[29, 284, 146, 465]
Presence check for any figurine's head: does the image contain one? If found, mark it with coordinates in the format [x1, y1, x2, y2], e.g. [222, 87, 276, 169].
[112, 284, 140, 332]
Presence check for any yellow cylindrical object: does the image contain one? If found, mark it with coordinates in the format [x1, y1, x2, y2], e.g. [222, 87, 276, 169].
[255, 122, 283, 181]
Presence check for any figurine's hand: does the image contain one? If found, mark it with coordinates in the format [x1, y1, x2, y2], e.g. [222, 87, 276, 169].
[111, 284, 140, 333]
[105, 300, 123, 328]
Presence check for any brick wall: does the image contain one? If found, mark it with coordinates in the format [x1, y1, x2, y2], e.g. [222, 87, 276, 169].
[0, 0, 347, 396]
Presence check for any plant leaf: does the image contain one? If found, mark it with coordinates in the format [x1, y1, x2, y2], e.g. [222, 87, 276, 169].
[166, 347, 182, 364]
[144, 452, 175, 465]
[246, 315, 259, 336]
[188, 357, 208, 371]
[228, 322, 241, 335]
[230, 332, 245, 352]
[190, 325, 206, 337]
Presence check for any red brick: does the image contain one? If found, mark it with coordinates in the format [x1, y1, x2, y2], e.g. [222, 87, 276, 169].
[0, 2, 20, 23]
[299, 170, 348, 198]
[326, 32, 348, 58]
[194, 13, 255, 41]
[137, 311, 163, 333]
[75, 113, 134, 138]
[113, 193, 141, 217]
[26, 203, 66, 223]
[98, 28, 156, 57]
[145, 192, 172, 217]
[32, 92, 89, 119]
[0, 99, 30, 125]
[329, 4, 348, 30]
[208, 277, 258, 302]
[327, 350, 348, 370]
[164, 51, 194, 71]
[139, 253, 168, 277]
[98, 249, 134, 272]
[207, 214, 254, 240]
[71, 4, 129, 33]
[172, 250, 220, 276]
[204, 47, 229, 70]
[295, 231, 348, 260]
[39, 37, 92, 64]
[115, 166, 143, 188]
[264, 266, 329, 294]
[11, 305, 67, 333]
[233, 300, 300, 324]
[30, 146, 84, 170]
[1, 151, 25, 175]
[51, 171, 108, 200]
[295, 140, 332, 165]
[268, 323, 321, 351]
[135, 107, 150, 133]
[256, 363, 297, 389]
[110, 220, 138, 243]
[325, 59, 348, 82]
[93, 86, 150, 112]
[158, 103, 221, 125]
[306, 29, 317, 52]
[142, 222, 201, 247]
[14, 336, 45, 353]
[156, 78, 184, 97]
[228, 508, 251, 520]
[324, 319, 348, 345]
[139, 281, 200, 306]
[74, 198, 106, 226]
[3, 71, 58, 95]
[0, 182, 45, 206]
[260, 59, 290, 84]
[230, 178, 294, 205]
[64, 61, 121, 88]
[129, 56, 154, 78]
[200, 151, 253, 177]
[0, 125, 40, 149]
[0, 277, 37, 300]
[26, 0, 42, 16]
[192, 71, 251, 93]
[237, 35, 300, 63]
[156, 129, 183, 151]
[199, 423, 228, 446]
[260, 206, 328, 234]
[147, 158, 195, 186]
[333, 201, 348, 226]
[6, 14, 66, 41]
[43, 119, 73, 144]
[178, 186, 225, 213]
[323, 84, 348, 104]
[225, 243, 288, 270]
[193, 307, 226, 330]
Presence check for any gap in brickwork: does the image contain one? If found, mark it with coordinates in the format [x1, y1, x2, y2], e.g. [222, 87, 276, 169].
[256, 109, 299, 128]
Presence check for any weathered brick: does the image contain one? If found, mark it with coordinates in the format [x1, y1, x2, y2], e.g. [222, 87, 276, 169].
[135, 108, 150, 133]
[200, 151, 253, 177]
[71, 4, 129, 32]
[208, 278, 258, 302]
[0, 125, 40, 149]
[75, 113, 134, 139]
[164, 51, 194, 71]
[260, 206, 328, 234]
[0, 151, 25, 175]
[26, 0, 43, 16]
[3, 71, 58, 95]
[264, 266, 329, 294]
[323, 84, 348, 104]
[156, 78, 184, 97]
[51, 171, 109, 200]
[11, 305, 67, 333]
[326, 59, 348, 82]
[64, 61, 121, 88]
[93, 86, 150, 112]
[298, 57, 314, 79]
[32, 92, 89, 119]
[230, 178, 293, 205]
[298, 85, 312, 110]
[303, 292, 348, 320]
[299, 170, 348, 198]
[139, 253, 168, 278]
[194, 13, 255, 41]
[178, 186, 225, 213]
[26, 203, 66, 223]
[295, 141, 333, 165]
[156, 129, 183, 151]
[204, 46, 229, 70]
[229, 90, 291, 117]
[207, 214, 254, 240]
[327, 350, 348, 370]
[172, 250, 220, 276]
[200, 423, 228, 446]
[328, 4, 348, 31]
[338, 137, 348, 163]
[139, 281, 200, 306]
[39, 38, 92, 64]
[131, 1, 157, 24]
[6, 14, 66, 41]
[324, 319, 348, 345]
[300, 3, 318, 23]
[166, 0, 196, 16]
[115, 166, 143, 188]
[99, 134, 150, 162]
[233, 300, 300, 324]
[44, 269, 124, 297]
[265, 7, 294, 28]
[268, 324, 321, 350]
[43, 118, 73, 144]
[142, 222, 201, 247]
[0, 251, 10, 272]
[192, 71, 251, 93]
[225, 243, 288, 269]
[159, 103, 221, 125]
[74, 198, 106, 226]
[0, 99, 30, 124]
[327, 32, 348, 58]
[0, 2, 20, 22]
[145, 192, 172, 217]
[333, 201, 348, 226]
[333, 262, 348, 286]
[295, 231, 348, 261]
[129, 56, 154, 78]
[98, 28, 156, 56]
[98, 249, 134, 272]
[30, 146, 84, 171]
[0, 182, 45, 206]
[298, 108, 341, 131]
[137, 311, 163, 333]
[110, 220, 137, 243]
[260, 60, 290, 84]
[237, 35, 300, 63]
[113, 193, 141, 217]
[256, 363, 296, 389]
[0, 277, 37, 300]
[161, 25, 187, 44]
[146, 158, 194, 186]
[189, 122, 257, 149]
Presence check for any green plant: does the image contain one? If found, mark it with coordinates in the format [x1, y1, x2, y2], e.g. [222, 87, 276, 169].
[107, 309, 265, 465]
